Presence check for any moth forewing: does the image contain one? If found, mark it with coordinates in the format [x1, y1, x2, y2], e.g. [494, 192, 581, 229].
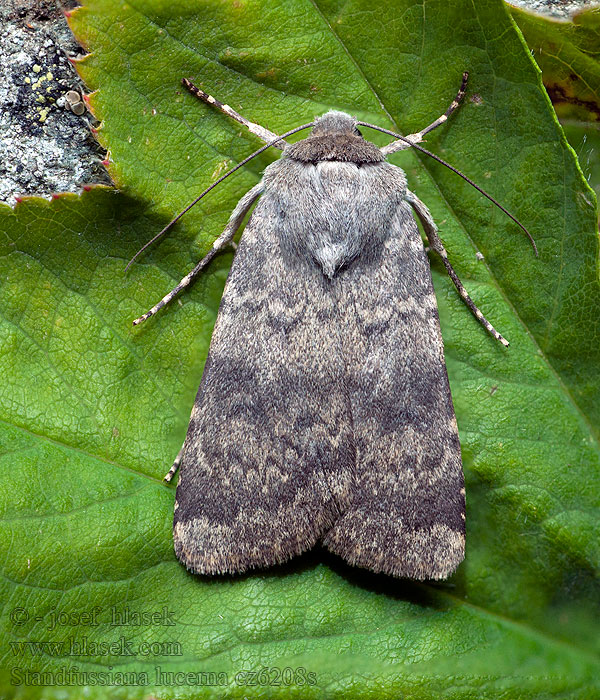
[171, 117, 465, 580]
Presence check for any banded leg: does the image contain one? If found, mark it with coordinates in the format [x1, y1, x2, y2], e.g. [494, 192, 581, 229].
[183, 78, 286, 150]
[405, 189, 509, 347]
[164, 443, 184, 482]
[133, 181, 264, 326]
[381, 72, 468, 156]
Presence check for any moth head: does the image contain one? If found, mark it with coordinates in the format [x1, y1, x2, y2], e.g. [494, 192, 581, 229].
[285, 111, 383, 163]
[310, 111, 361, 137]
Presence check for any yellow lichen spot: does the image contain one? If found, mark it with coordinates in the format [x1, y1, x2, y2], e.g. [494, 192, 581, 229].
[36, 95, 46, 103]
[24, 77, 31, 84]
[33, 64, 41, 73]
[39, 108, 49, 122]
[212, 160, 230, 179]
[32, 80, 41, 90]
[46, 72, 53, 80]
[257, 68, 277, 80]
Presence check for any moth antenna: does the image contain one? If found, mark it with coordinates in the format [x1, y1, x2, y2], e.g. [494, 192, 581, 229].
[125, 122, 315, 270]
[357, 121, 538, 257]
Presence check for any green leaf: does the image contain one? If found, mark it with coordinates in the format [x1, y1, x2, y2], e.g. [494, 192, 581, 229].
[1, 0, 599, 698]
[562, 120, 600, 208]
[509, 4, 600, 121]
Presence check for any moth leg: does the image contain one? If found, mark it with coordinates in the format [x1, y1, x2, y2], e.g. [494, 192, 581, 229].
[381, 72, 468, 156]
[164, 443, 184, 483]
[183, 79, 286, 150]
[405, 189, 509, 347]
[133, 181, 264, 326]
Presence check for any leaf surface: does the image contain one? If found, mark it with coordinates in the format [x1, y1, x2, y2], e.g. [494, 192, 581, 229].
[1, 0, 599, 697]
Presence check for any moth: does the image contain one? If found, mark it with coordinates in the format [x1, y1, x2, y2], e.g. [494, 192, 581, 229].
[131, 73, 535, 580]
